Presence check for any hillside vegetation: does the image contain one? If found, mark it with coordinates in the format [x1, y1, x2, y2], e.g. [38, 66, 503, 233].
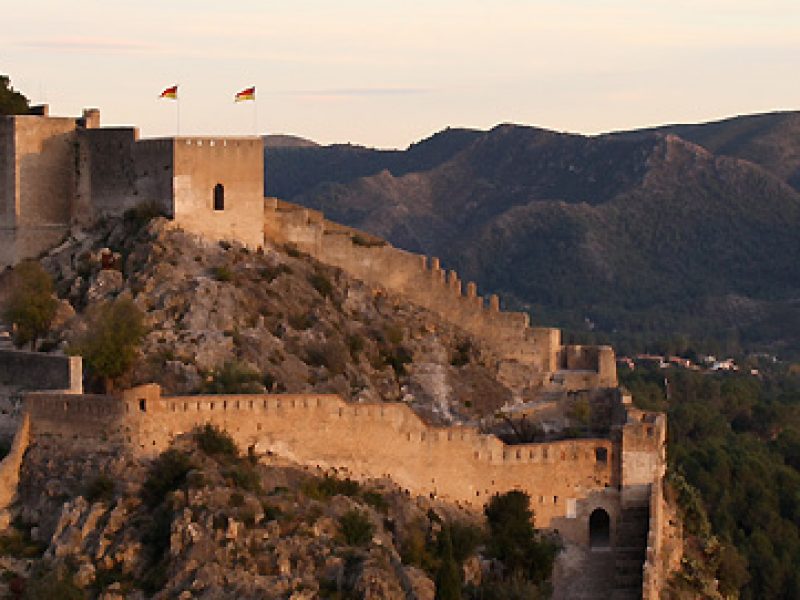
[35, 215, 512, 425]
[0, 75, 30, 115]
[7, 423, 556, 599]
[623, 364, 800, 599]
[265, 113, 800, 357]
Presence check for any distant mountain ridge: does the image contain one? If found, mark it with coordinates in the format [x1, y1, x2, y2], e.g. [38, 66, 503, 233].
[629, 110, 800, 189]
[264, 111, 800, 356]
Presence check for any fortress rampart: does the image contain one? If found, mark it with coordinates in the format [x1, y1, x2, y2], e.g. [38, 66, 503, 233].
[22, 383, 664, 550]
[0, 414, 30, 514]
[0, 108, 266, 267]
[0, 349, 82, 394]
[1, 106, 616, 396]
[264, 198, 617, 392]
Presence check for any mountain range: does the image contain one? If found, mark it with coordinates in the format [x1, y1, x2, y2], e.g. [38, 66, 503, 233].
[264, 111, 800, 357]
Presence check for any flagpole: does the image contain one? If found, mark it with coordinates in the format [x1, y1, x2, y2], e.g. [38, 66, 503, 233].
[253, 98, 258, 136]
[177, 90, 181, 136]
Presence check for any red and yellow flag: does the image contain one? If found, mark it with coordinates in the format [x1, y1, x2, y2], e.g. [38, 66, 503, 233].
[235, 86, 256, 102]
[159, 85, 178, 100]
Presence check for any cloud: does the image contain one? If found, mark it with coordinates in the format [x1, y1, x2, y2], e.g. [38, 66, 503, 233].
[16, 37, 158, 54]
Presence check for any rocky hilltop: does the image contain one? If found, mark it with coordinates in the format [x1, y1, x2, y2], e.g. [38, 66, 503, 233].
[40, 215, 513, 424]
[0, 214, 578, 599]
[8, 424, 476, 599]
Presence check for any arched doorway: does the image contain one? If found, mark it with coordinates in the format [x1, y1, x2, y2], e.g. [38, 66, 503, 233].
[589, 508, 611, 549]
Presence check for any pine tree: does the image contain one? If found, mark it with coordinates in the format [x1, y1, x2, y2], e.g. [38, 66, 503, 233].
[435, 525, 462, 600]
[0, 75, 30, 115]
[69, 296, 146, 392]
[2, 261, 57, 350]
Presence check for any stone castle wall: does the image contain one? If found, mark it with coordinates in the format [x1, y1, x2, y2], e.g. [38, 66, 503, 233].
[0, 414, 30, 513]
[133, 138, 176, 217]
[264, 199, 617, 392]
[0, 115, 78, 266]
[0, 119, 15, 228]
[171, 138, 264, 249]
[0, 350, 82, 394]
[76, 128, 141, 222]
[20, 384, 668, 548]
[1, 110, 264, 268]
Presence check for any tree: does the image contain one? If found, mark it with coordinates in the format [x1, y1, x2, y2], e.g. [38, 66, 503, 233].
[484, 491, 558, 583]
[0, 75, 30, 115]
[2, 261, 58, 350]
[69, 296, 146, 392]
[435, 525, 462, 600]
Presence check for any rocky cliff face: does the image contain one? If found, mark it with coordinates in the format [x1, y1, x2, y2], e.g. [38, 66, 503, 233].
[4, 427, 476, 599]
[38, 215, 512, 424]
[0, 213, 605, 598]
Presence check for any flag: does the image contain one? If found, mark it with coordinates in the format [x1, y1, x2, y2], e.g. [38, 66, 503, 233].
[159, 85, 178, 100]
[235, 86, 256, 102]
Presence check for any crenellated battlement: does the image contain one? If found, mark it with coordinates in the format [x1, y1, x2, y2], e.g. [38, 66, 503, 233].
[20, 383, 664, 552]
[263, 198, 616, 392]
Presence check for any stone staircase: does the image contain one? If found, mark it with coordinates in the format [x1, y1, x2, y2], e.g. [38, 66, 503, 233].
[552, 545, 616, 600]
[611, 506, 650, 599]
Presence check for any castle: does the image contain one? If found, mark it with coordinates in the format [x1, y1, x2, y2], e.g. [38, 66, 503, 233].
[0, 107, 673, 597]
[0, 106, 264, 268]
[0, 106, 615, 394]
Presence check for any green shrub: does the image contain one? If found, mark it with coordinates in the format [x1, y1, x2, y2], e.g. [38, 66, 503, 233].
[449, 521, 484, 564]
[93, 565, 135, 595]
[2, 261, 58, 351]
[435, 526, 462, 600]
[84, 474, 115, 503]
[259, 264, 292, 282]
[346, 334, 365, 358]
[201, 361, 262, 394]
[262, 504, 284, 521]
[351, 233, 386, 248]
[361, 491, 389, 513]
[400, 518, 438, 573]
[339, 510, 374, 546]
[21, 567, 83, 600]
[0, 530, 46, 559]
[140, 507, 171, 593]
[484, 491, 558, 583]
[212, 265, 234, 282]
[141, 449, 194, 508]
[212, 513, 229, 530]
[451, 340, 473, 367]
[308, 272, 334, 299]
[67, 297, 147, 393]
[285, 244, 302, 258]
[123, 200, 164, 231]
[224, 463, 261, 493]
[305, 340, 349, 375]
[288, 312, 313, 330]
[186, 470, 206, 488]
[382, 345, 413, 376]
[385, 325, 404, 345]
[0, 76, 30, 115]
[196, 423, 239, 457]
[301, 475, 361, 500]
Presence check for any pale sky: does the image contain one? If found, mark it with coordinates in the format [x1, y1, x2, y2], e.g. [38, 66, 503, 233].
[2, 0, 799, 148]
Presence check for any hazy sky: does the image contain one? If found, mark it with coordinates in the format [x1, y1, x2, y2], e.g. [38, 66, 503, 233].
[3, 0, 799, 148]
